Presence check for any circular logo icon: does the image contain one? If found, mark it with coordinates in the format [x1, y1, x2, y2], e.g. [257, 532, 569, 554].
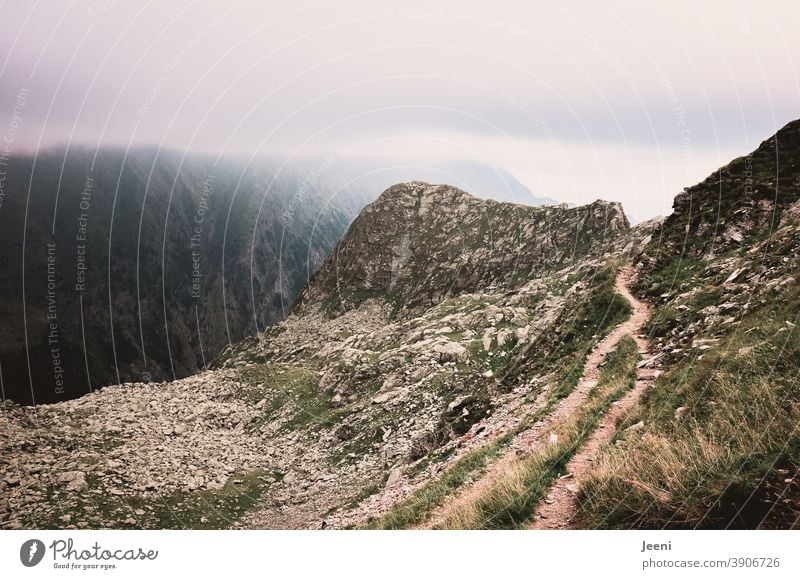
[20, 539, 46, 567]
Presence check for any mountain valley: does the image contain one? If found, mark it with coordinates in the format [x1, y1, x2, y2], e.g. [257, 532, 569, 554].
[1, 121, 799, 530]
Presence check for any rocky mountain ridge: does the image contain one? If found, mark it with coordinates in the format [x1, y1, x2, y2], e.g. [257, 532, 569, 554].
[648, 118, 800, 264]
[300, 181, 629, 314]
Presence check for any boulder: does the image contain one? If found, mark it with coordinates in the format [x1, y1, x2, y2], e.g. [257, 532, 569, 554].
[58, 471, 88, 493]
[433, 341, 468, 363]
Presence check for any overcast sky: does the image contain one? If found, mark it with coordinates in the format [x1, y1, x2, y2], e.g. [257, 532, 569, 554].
[1, 0, 798, 221]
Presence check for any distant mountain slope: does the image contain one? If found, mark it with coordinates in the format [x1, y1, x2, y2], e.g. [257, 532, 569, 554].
[0, 149, 355, 404]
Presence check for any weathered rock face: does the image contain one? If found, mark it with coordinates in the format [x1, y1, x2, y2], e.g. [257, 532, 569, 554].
[636, 120, 800, 368]
[634, 120, 800, 368]
[647, 118, 800, 264]
[300, 182, 630, 314]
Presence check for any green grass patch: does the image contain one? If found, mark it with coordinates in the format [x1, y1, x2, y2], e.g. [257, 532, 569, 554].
[363, 433, 514, 529]
[363, 337, 639, 530]
[638, 256, 706, 299]
[579, 283, 800, 529]
[24, 469, 274, 530]
[239, 363, 349, 433]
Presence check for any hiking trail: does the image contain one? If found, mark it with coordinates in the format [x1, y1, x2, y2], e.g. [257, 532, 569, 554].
[529, 265, 656, 529]
[418, 265, 655, 529]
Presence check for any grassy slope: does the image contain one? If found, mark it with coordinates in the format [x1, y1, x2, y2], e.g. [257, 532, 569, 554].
[579, 272, 800, 529]
[502, 264, 631, 394]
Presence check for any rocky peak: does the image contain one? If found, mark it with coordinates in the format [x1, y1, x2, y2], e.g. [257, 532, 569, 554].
[648, 118, 800, 263]
[586, 198, 630, 230]
[373, 180, 470, 204]
[299, 182, 630, 315]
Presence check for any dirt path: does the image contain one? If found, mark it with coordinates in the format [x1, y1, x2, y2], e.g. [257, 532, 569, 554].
[529, 266, 655, 529]
[418, 266, 652, 528]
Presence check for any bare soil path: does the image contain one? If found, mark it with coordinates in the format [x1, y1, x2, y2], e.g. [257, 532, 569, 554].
[529, 266, 655, 529]
[419, 266, 653, 528]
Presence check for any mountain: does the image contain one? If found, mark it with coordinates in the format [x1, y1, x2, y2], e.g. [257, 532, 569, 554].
[299, 182, 626, 314]
[1, 121, 798, 531]
[646, 118, 800, 264]
[580, 120, 800, 529]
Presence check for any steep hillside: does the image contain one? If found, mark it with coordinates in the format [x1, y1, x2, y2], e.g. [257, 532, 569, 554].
[645, 118, 800, 266]
[578, 120, 800, 529]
